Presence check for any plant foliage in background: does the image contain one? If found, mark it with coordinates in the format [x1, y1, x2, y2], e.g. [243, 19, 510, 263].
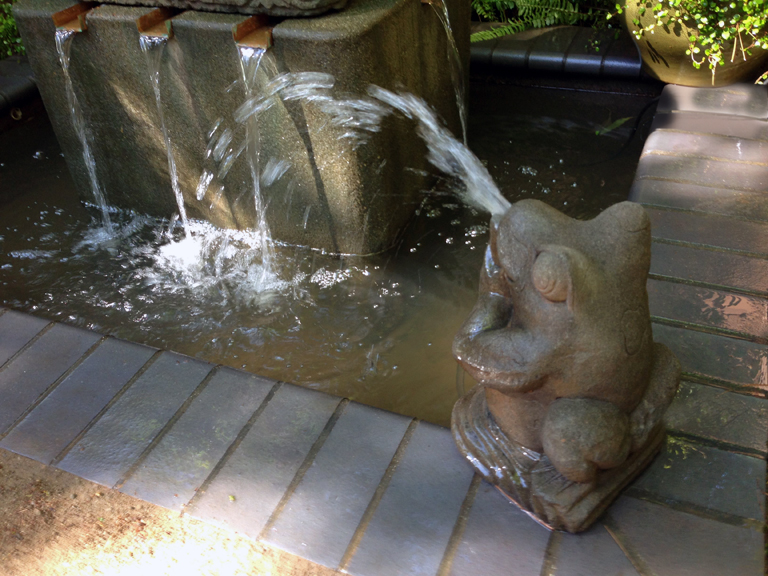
[471, 0, 614, 42]
[612, 0, 767, 81]
[1, 0, 24, 57]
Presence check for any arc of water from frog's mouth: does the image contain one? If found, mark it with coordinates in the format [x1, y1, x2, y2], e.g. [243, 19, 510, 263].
[271, 66, 341, 255]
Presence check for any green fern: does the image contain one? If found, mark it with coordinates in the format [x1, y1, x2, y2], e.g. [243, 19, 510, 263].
[471, 0, 613, 42]
[1, 0, 24, 57]
[471, 22, 527, 42]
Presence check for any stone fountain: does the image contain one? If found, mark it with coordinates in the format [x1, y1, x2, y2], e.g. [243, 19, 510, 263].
[13, 0, 469, 254]
[452, 199, 681, 533]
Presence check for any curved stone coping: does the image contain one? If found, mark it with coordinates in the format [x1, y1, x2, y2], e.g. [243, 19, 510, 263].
[0, 55, 38, 118]
[0, 304, 763, 575]
[469, 25, 642, 78]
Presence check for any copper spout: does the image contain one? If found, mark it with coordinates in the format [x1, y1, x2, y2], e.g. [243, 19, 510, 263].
[52, 2, 97, 32]
[136, 7, 180, 39]
[233, 15, 272, 49]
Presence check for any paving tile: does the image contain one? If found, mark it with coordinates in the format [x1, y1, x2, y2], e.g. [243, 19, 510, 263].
[650, 111, 768, 141]
[601, 32, 641, 77]
[644, 130, 768, 164]
[608, 496, 764, 576]
[552, 523, 640, 576]
[190, 384, 341, 539]
[448, 481, 550, 576]
[527, 26, 579, 71]
[657, 84, 768, 119]
[0, 338, 155, 464]
[647, 278, 768, 339]
[631, 437, 765, 521]
[345, 421, 475, 576]
[646, 206, 768, 255]
[0, 310, 48, 367]
[0, 323, 101, 436]
[665, 381, 768, 456]
[650, 241, 768, 295]
[57, 352, 212, 487]
[631, 179, 768, 222]
[265, 403, 411, 569]
[652, 322, 768, 393]
[563, 27, 615, 76]
[119, 367, 274, 509]
[636, 154, 768, 192]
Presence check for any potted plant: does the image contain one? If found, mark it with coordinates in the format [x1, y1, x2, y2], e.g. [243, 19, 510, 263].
[612, 0, 768, 86]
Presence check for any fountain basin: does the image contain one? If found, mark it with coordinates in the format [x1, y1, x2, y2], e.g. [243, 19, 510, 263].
[13, 0, 469, 255]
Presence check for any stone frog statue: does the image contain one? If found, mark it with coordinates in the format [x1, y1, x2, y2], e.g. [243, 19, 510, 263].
[451, 199, 681, 533]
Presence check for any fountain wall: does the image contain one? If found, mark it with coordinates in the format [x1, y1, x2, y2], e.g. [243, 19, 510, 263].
[13, 0, 469, 254]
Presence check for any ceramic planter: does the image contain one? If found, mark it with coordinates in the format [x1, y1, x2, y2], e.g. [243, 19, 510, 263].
[621, 0, 768, 87]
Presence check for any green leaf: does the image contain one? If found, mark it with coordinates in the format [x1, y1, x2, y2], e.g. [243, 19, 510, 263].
[595, 116, 632, 136]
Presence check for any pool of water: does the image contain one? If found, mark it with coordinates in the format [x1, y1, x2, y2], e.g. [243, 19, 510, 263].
[0, 80, 659, 426]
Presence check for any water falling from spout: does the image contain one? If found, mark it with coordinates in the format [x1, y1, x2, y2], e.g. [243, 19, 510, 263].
[238, 45, 275, 280]
[428, 0, 467, 145]
[54, 29, 113, 233]
[139, 34, 190, 236]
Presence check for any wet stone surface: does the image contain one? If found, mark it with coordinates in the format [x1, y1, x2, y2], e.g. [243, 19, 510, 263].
[0, 337, 156, 464]
[649, 111, 768, 142]
[665, 381, 768, 457]
[345, 422, 474, 576]
[631, 179, 768, 222]
[57, 352, 213, 487]
[630, 437, 766, 521]
[189, 384, 341, 539]
[607, 496, 764, 576]
[652, 322, 768, 393]
[264, 402, 411, 569]
[644, 130, 768, 164]
[650, 241, 768, 296]
[636, 155, 768, 193]
[645, 206, 768, 256]
[553, 523, 640, 576]
[448, 481, 550, 576]
[657, 84, 768, 119]
[0, 308, 48, 367]
[0, 323, 101, 436]
[119, 367, 274, 509]
[647, 279, 768, 339]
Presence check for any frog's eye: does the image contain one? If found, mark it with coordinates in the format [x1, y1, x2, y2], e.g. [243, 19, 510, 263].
[532, 251, 569, 302]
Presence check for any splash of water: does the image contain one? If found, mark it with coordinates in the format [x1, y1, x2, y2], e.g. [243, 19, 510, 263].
[54, 29, 113, 233]
[429, 0, 467, 145]
[139, 35, 190, 236]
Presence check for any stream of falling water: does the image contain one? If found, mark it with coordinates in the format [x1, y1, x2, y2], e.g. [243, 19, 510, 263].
[429, 0, 467, 145]
[237, 45, 275, 281]
[235, 73, 509, 216]
[139, 34, 190, 237]
[54, 29, 113, 233]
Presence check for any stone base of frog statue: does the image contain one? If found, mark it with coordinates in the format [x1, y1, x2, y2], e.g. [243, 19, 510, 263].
[451, 199, 681, 534]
